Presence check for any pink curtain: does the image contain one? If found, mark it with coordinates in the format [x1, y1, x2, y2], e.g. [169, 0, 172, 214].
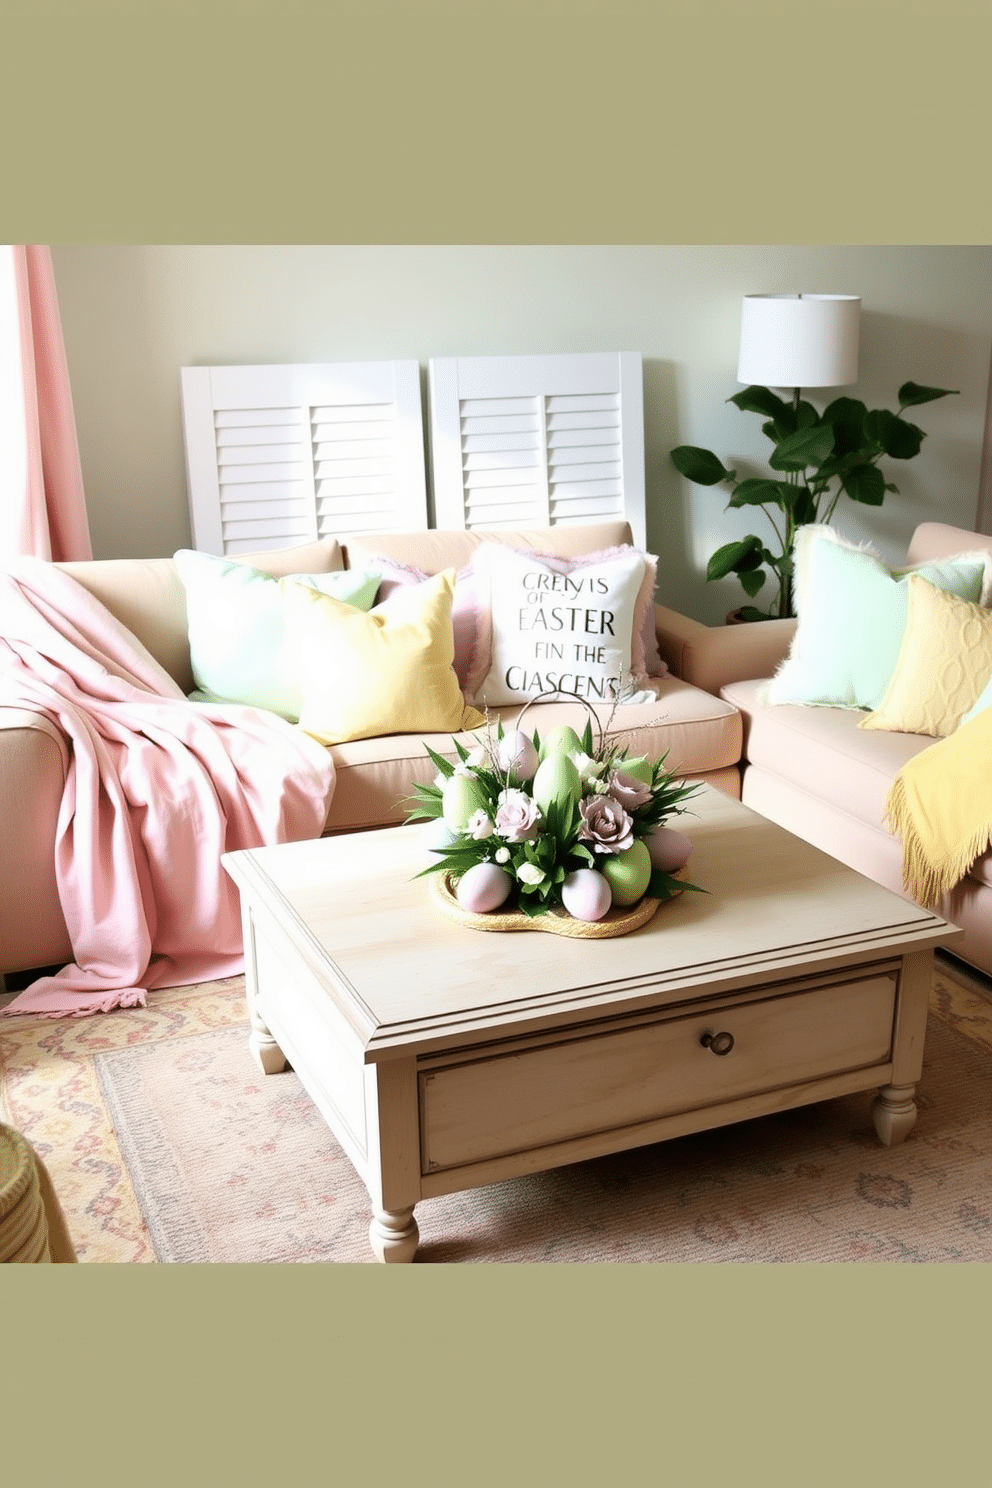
[1, 245, 92, 562]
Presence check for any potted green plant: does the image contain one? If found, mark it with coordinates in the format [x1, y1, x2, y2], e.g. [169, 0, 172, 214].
[670, 381, 958, 619]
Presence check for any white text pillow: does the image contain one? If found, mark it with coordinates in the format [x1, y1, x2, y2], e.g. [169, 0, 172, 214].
[471, 544, 651, 707]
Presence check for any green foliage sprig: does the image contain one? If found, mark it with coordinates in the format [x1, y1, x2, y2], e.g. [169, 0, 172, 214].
[671, 380, 958, 619]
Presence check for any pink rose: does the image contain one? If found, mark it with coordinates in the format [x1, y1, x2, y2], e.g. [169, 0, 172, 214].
[578, 795, 634, 854]
[494, 788, 542, 843]
[609, 769, 653, 811]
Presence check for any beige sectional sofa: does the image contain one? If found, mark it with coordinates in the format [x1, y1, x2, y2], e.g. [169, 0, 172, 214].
[654, 520, 992, 981]
[0, 520, 742, 980]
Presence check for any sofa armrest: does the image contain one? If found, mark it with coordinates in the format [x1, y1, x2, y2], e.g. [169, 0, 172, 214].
[0, 708, 72, 974]
[654, 604, 796, 696]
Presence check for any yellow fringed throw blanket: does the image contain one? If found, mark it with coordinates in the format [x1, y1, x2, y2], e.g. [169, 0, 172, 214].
[884, 706, 992, 908]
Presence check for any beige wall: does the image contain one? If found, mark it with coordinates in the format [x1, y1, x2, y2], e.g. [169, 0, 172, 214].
[52, 244, 992, 624]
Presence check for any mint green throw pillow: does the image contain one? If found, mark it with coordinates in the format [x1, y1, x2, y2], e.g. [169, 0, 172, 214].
[174, 549, 381, 719]
[765, 525, 992, 711]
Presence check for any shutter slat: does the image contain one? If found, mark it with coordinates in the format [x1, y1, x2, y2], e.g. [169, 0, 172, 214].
[220, 498, 312, 524]
[217, 445, 310, 468]
[221, 515, 314, 542]
[460, 413, 541, 437]
[550, 478, 624, 500]
[548, 460, 623, 483]
[312, 433, 394, 454]
[464, 466, 546, 492]
[215, 425, 307, 448]
[461, 431, 542, 454]
[214, 408, 300, 430]
[465, 497, 545, 526]
[463, 449, 543, 473]
[550, 497, 622, 522]
[546, 410, 621, 432]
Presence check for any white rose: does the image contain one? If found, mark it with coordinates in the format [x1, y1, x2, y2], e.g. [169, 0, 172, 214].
[467, 810, 494, 840]
[516, 862, 546, 886]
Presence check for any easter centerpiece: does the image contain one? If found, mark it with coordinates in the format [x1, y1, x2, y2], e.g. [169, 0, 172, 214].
[405, 695, 704, 938]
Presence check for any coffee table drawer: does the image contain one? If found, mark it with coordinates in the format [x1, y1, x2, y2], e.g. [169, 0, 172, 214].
[419, 973, 897, 1173]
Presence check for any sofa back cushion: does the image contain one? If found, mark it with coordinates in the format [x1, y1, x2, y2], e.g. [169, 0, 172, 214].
[342, 521, 634, 574]
[57, 537, 343, 693]
[906, 522, 992, 566]
[57, 557, 195, 690]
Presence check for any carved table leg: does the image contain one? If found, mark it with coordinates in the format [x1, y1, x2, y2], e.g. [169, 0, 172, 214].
[871, 1082, 918, 1146]
[369, 1206, 420, 1263]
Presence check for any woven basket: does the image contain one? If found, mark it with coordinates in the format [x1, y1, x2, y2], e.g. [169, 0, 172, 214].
[430, 871, 682, 939]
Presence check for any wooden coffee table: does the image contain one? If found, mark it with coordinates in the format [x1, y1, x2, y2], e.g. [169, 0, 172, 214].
[222, 786, 959, 1262]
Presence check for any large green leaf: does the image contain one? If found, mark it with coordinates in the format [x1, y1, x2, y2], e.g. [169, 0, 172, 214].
[768, 422, 835, 471]
[706, 536, 764, 581]
[865, 409, 924, 460]
[726, 477, 792, 509]
[814, 448, 863, 482]
[820, 396, 868, 456]
[738, 568, 767, 597]
[729, 385, 790, 419]
[898, 381, 959, 407]
[842, 463, 887, 505]
[759, 400, 817, 443]
[670, 445, 734, 485]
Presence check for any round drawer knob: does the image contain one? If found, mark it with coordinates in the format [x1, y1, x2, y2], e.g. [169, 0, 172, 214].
[700, 1030, 735, 1056]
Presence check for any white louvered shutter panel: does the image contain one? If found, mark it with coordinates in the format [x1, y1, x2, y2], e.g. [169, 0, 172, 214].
[428, 352, 645, 548]
[181, 361, 428, 556]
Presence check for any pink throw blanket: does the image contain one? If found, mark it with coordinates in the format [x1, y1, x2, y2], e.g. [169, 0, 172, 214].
[0, 559, 336, 1018]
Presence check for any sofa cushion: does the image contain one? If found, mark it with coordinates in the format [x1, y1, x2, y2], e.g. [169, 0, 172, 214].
[57, 538, 345, 695]
[344, 522, 635, 575]
[323, 676, 741, 831]
[355, 556, 486, 693]
[362, 543, 667, 699]
[764, 524, 992, 711]
[282, 569, 485, 746]
[723, 677, 932, 836]
[741, 763, 992, 897]
[175, 549, 382, 719]
[469, 544, 654, 706]
[861, 575, 992, 738]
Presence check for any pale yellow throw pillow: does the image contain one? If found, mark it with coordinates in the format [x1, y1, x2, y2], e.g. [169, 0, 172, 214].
[280, 568, 485, 746]
[860, 574, 992, 737]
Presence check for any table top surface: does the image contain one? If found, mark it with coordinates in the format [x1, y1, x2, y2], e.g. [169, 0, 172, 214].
[223, 785, 957, 1057]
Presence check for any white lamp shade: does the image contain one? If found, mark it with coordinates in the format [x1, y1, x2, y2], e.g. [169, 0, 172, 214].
[737, 293, 861, 389]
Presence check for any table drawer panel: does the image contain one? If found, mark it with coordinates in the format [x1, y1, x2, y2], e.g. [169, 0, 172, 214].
[420, 973, 896, 1173]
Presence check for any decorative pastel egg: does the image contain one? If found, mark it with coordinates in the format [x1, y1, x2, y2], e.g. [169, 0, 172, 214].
[455, 862, 513, 914]
[561, 868, 613, 922]
[599, 839, 652, 906]
[442, 772, 489, 830]
[537, 724, 584, 761]
[645, 824, 693, 873]
[495, 729, 540, 782]
[619, 754, 654, 786]
[532, 754, 582, 815]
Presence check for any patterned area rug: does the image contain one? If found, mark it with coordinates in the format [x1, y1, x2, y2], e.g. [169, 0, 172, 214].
[2, 960, 991, 1263]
